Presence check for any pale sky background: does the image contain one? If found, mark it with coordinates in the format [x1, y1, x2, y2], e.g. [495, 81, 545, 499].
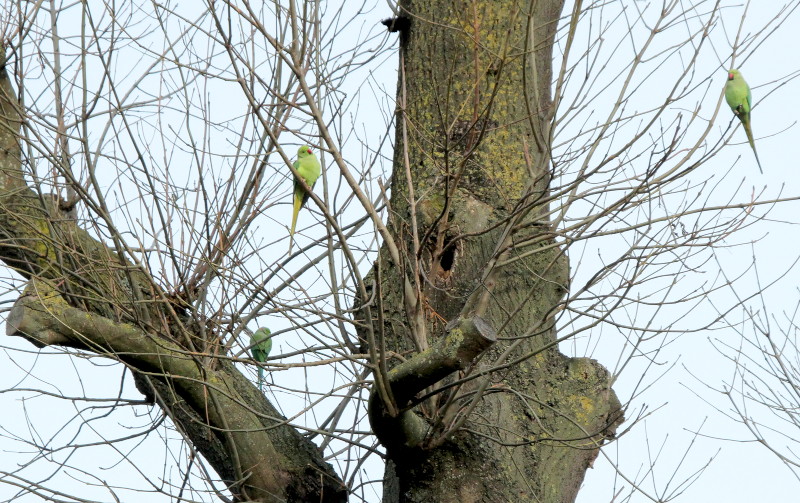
[2, 1, 800, 502]
[571, 3, 800, 502]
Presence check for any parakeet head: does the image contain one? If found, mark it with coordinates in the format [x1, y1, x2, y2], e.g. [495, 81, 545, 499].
[297, 145, 313, 157]
[252, 327, 271, 342]
[728, 69, 741, 81]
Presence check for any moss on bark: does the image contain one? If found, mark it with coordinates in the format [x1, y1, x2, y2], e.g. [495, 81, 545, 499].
[368, 1, 624, 502]
[0, 47, 346, 503]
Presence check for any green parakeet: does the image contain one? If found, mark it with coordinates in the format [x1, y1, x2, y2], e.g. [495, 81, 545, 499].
[289, 145, 322, 252]
[724, 69, 763, 174]
[250, 327, 272, 392]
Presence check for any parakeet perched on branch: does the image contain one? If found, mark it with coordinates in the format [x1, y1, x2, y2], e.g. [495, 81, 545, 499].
[250, 327, 272, 392]
[724, 69, 763, 174]
[289, 145, 321, 252]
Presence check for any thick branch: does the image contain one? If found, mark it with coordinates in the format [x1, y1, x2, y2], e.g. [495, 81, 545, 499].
[7, 278, 346, 501]
[369, 316, 496, 451]
[0, 47, 345, 502]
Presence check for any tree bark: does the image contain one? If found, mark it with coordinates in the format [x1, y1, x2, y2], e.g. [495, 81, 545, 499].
[369, 1, 623, 502]
[0, 48, 345, 503]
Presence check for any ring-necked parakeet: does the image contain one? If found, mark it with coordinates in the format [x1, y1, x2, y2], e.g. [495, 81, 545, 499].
[289, 145, 321, 252]
[724, 69, 763, 174]
[250, 327, 272, 391]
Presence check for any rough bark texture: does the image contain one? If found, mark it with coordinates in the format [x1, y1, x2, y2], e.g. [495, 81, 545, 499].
[0, 49, 346, 503]
[368, 1, 623, 502]
[369, 316, 497, 452]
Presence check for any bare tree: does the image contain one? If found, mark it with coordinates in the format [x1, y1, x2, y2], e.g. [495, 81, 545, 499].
[0, 1, 797, 502]
[711, 275, 800, 481]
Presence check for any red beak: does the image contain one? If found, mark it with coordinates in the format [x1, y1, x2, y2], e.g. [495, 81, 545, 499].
[728, 72, 734, 80]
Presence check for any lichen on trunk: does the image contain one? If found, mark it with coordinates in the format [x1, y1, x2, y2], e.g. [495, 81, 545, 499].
[0, 46, 346, 503]
[367, 1, 623, 501]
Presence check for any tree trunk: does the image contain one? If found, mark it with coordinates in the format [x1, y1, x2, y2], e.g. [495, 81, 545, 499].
[0, 48, 346, 503]
[368, 1, 623, 502]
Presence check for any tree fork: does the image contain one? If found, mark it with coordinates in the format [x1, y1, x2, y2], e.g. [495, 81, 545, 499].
[0, 46, 346, 503]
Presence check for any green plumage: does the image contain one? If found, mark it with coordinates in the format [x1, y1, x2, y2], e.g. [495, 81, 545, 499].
[250, 327, 272, 392]
[724, 69, 763, 174]
[289, 145, 322, 252]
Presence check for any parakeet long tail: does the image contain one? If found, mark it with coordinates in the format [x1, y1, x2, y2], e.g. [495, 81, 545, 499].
[258, 367, 264, 392]
[289, 188, 303, 253]
[741, 114, 763, 174]
[289, 185, 312, 253]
